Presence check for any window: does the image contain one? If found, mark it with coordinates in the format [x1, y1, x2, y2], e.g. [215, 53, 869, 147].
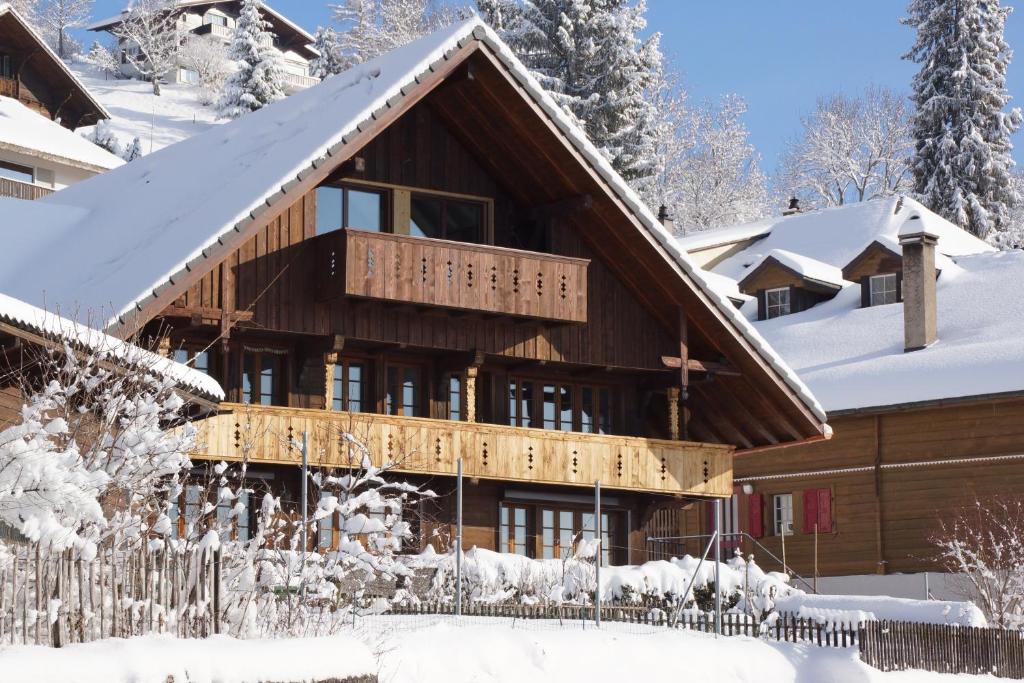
[242, 351, 285, 406]
[315, 185, 385, 235]
[580, 386, 612, 434]
[508, 379, 536, 428]
[385, 364, 421, 417]
[178, 67, 200, 84]
[447, 374, 462, 421]
[205, 12, 228, 26]
[765, 287, 791, 319]
[509, 379, 614, 433]
[499, 504, 529, 556]
[773, 493, 794, 536]
[216, 488, 250, 542]
[541, 509, 577, 560]
[869, 273, 899, 306]
[0, 53, 11, 78]
[331, 360, 365, 412]
[318, 491, 336, 550]
[173, 347, 210, 375]
[542, 383, 572, 431]
[0, 160, 33, 184]
[410, 194, 484, 244]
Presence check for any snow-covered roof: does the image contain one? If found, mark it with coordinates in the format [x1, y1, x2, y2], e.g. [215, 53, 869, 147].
[678, 200, 1019, 413]
[0, 292, 224, 400]
[88, 1, 315, 43]
[0, 4, 111, 121]
[0, 17, 828, 429]
[0, 97, 123, 172]
[674, 218, 776, 252]
[741, 249, 847, 289]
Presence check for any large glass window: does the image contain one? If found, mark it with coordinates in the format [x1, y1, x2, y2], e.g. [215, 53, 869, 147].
[410, 194, 484, 243]
[499, 504, 529, 556]
[869, 273, 899, 306]
[0, 160, 33, 184]
[242, 351, 284, 406]
[386, 364, 421, 417]
[580, 386, 612, 434]
[508, 379, 535, 428]
[331, 360, 365, 412]
[773, 493, 794, 536]
[447, 374, 462, 421]
[316, 185, 385, 235]
[510, 379, 613, 433]
[765, 287, 791, 319]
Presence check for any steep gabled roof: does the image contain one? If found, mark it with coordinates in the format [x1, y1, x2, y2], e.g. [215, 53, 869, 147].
[738, 249, 847, 293]
[0, 17, 829, 443]
[0, 96, 123, 172]
[0, 4, 110, 126]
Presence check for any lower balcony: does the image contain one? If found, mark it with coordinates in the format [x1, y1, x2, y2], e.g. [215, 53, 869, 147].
[192, 403, 734, 497]
[0, 177, 53, 200]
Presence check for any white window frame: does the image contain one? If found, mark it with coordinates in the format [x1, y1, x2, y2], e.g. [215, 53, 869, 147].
[773, 493, 794, 536]
[869, 273, 899, 306]
[765, 287, 791, 319]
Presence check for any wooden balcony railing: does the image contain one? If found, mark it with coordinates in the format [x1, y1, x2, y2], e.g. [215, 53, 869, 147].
[317, 229, 589, 323]
[0, 177, 53, 200]
[0, 76, 17, 99]
[192, 403, 733, 497]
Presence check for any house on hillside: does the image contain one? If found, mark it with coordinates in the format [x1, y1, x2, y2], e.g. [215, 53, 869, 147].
[675, 197, 1024, 598]
[0, 18, 829, 564]
[88, 0, 320, 92]
[0, 5, 121, 199]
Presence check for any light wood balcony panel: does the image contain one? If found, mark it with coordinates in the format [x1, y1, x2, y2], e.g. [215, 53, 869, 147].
[0, 177, 52, 200]
[193, 403, 733, 497]
[318, 229, 589, 323]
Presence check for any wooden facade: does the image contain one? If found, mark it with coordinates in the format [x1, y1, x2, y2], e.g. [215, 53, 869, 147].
[0, 8, 107, 129]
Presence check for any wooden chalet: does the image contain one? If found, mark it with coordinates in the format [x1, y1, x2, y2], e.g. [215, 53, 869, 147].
[675, 198, 1024, 596]
[0, 18, 828, 564]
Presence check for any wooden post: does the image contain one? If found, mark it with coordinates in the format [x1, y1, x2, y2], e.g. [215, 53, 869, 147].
[324, 352, 337, 410]
[465, 366, 478, 423]
[678, 309, 689, 440]
[213, 548, 222, 635]
[668, 387, 681, 440]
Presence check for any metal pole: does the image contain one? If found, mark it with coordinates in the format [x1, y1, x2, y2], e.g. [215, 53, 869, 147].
[456, 458, 463, 617]
[594, 479, 601, 628]
[300, 431, 308, 601]
[713, 498, 722, 636]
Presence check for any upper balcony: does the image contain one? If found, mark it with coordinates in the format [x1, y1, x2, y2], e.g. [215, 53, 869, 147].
[315, 228, 589, 324]
[191, 403, 734, 497]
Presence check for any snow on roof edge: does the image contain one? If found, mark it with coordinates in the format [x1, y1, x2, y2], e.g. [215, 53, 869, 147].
[0, 5, 111, 120]
[0, 292, 224, 400]
[102, 16, 828, 431]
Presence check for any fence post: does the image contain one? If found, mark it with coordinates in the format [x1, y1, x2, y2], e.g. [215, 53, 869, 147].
[713, 498, 722, 637]
[594, 479, 601, 628]
[456, 458, 463, 618]
[213, 547, 222, 635]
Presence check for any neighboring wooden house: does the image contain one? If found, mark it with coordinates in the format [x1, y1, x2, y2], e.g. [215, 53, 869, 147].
[89, 0, 319, 92]
[0, 4, 121, 199]
[676, 197, 1024, 596]
[0, 19, 829, 564]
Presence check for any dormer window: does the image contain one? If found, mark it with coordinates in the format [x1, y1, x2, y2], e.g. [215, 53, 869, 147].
[869, 273, 899, 306]
[765, 287, 791, 319]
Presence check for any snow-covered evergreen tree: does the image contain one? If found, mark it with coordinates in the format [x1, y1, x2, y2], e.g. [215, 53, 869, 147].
[87, 119, 122, 157]
[87, 40, 121, 79]
[902, 0, 1022, 238]
[309, 26, 348, 78]
[478, 0, 663, 184]
[122, 136, 143, 162]
[218, 0, 285, 119]
[330, 0, 465, 67]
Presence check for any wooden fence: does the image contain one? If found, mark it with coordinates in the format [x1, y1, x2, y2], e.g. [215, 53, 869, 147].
[0, 540, 222, 647]
[860, 620, 1024, 679]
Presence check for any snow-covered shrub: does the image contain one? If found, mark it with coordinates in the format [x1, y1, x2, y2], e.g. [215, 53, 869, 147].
[179, 35, 231, 104]
[122, 136, 143, 161]
[86, 40, 122, 79]
[86, 119, 123, 157]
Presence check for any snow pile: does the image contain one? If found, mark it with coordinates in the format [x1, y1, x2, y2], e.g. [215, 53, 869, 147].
[0, 96, 123, 171]
[776, 593, 987, 628]
[0, 633, 374, 683]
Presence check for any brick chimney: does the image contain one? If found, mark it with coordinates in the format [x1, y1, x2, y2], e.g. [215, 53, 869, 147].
[899, 218, 939, 352]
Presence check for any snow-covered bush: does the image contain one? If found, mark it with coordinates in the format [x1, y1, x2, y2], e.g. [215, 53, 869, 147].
[86, 118, 123, 157]
[179, 35, 231, 104]
[122, 136, 143, 161]
[86, 40, 122, 79]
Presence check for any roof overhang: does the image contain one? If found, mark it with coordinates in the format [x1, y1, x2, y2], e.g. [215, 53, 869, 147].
[738, 256, 844, 296]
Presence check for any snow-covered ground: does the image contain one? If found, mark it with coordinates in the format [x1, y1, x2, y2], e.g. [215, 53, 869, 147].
[348, 615, 990, 682]
[69, 60, 222, 155]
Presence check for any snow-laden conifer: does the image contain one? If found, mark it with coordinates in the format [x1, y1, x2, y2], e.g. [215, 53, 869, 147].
[309, 26, 347, 78]
[218, 0, 285, 119]
[902, 0, 1022, 238]
[122, 136, 143, 161]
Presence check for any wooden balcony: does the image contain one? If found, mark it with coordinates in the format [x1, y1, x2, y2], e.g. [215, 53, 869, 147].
[192, 403, 733, 497]
[0, 76, 17, 99]
[317, 229, 589, 323]
[0, 177, 53, 200]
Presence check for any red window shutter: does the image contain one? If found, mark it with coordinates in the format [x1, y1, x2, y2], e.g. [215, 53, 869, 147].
[803, 489, 819, 534]
[748, 493, 764, 538]
[817, 488, 833, 534]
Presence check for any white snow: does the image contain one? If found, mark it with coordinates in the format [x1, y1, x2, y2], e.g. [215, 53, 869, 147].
[0, 290, 224, 399]
[776, 593, 986, 628]
[0, 97, 123, 171]
[743, 248, 848, 288]
[0, 633, 374, 683]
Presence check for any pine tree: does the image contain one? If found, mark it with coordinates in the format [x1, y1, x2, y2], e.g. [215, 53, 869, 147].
[478, 0, 663, 184]
[218, 0, 285, 119]
[309, 26, 347, 78]
[902, 0, 1022, 238]
[122, 136, 143, 162]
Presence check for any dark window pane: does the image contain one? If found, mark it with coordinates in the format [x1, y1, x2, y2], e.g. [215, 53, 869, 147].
[448, 375, 462, 421]
[0, 160, 33, 184]
[315, 186, 342, 235]
[410, 196, 443, 238]
[346, 189, 382, 232]
[542, 384, 557, 430]
[581, 386, 595, 433]
[445, 201, 482, 243]
[508, 380, 518, 426]
[260, 355, 278, 406]
[386, 366, 421, 416]
[348, 363, 364, 412]
[559, 385, 572, 431]
[520, 381, 534, 427]
[242, 355, 256, 404]
[598, 388, 611, 434]
[332, 365, 344, 411]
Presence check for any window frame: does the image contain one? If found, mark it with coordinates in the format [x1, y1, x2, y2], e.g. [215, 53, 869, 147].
[240, 348, 287, 407]
[868, 273, 899, 306]
[384, 361, 424, 417]
[772, 493, 794, 537]
[764, 287, 792, 319]
[0, 53, 12, 79]
[331, 358, 367, 413]
[315, 183, 389, 235]
[508, 377, 615, 434]
[0, 159, 34, 185]
[409, 192, 488, 244]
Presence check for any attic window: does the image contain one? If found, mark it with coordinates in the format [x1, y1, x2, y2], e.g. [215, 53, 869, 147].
[869, 273, 899, 306]
[765, 287, 791, 319]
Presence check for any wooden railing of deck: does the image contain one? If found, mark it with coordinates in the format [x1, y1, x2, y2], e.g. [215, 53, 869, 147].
[318, 229, 589, 323]
[193, 403, 733, 497]
[0, 177, 53, 200]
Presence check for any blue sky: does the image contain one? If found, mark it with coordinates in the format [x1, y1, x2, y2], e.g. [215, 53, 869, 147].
[81, 0, 1024, 171]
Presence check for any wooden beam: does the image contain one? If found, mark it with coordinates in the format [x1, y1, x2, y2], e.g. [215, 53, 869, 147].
[660, 355, 741, 377]
[529, 194, 593, 220]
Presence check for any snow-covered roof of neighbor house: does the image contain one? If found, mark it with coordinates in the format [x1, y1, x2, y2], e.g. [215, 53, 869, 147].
[740, 248, 847, 289]
[88, 0, 315, 42]
[0, 292, 224, 400]
[0, 4, 111, 121]
[0, 97, 123, 172]
[0, 16, 828, 428]
[673, 217, 777, 252]
[676, 199, 1020, 413]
